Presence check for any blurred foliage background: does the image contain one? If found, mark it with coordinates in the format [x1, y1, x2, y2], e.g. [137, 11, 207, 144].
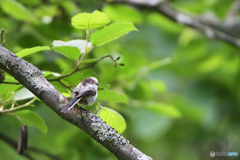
[0, 0, 240, 160]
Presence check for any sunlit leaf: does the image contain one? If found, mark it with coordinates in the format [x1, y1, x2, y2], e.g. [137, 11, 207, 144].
[16, 46, 51, 58]
[146, 12, 183, 33]
[144, 102, 182, 118]
[14, 110, 47, 134]
[4, 74, 18, 83]
[0, 84, 22, 100]
[174, 98, 203, 122]
[53, 46, 80, 60]
[178, 28, 197, 47]
[52, 39, 92, 60]
[97, 89, 127, 103]
[52, 39, 92, 53]
[97, 107, 126, 133]
[90, 22, 138, 46]
[1, 0, 37, 23]
[81, 58, 97, 65]
[197, 54, 224, 73]
[61, 92, 71, 97]
[71, 10, 110, 29]
[43, 71, 61, 78]
[14, 88, 35, 101]
[151, 80, 166, 94]
[103, 4, 142, 23]
[147, 57, 172, 71]
[18, 0, 41, 6]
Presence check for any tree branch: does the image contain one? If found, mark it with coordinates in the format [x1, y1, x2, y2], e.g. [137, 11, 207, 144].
[0, 46, 152, 160]
[224, 0, 240, 27]
[116, 0, 240, 48]
[190, 0, 240, 37]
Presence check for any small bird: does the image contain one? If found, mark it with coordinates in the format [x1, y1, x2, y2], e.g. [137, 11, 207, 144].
[61, 77, 99, 113]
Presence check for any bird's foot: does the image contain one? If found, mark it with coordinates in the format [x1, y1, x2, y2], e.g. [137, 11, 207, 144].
[72, 106, 82, 115]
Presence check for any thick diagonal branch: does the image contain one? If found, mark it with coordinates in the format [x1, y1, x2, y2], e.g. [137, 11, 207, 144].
[0, 46, 152, 160]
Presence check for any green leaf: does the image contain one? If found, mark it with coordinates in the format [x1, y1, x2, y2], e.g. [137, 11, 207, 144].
[14, 110, 47, 134]
[144, 102, 182, 118]
[197, 54, 224, 73]
[147, 57, 172, 71]
[18, 0, 41, 6]
[61, 92, 71, 97]
[103, 4, 142, 23]
[1, 0, 37, 23]
[97, 89, 127, 103]
[52, 39, 92, 60]
[146, 12, 183, 33]
[90, 22, 138, 46]
[0, 84, 22, 100]
[97, 107, 126, 134]
[151, 80, 166, 94]
[16, 46, 51, 58]
[81, 58, 97, 65]
[43, 71, 61, 78]
[71, 10, 110, 29]
[53, 46, 80, 60]
[178, 28, 197, 47]
[14, 88, 35, 101]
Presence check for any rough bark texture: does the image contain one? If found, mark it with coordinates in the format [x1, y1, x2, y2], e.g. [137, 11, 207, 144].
[0, 46, 152, 160]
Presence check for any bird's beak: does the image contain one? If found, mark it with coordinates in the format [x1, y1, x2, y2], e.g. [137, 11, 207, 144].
[96, 83, 99, 85]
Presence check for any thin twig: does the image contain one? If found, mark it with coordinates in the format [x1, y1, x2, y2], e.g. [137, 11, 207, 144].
[6, 98, 36, 112]
[1, 98, 36, 113]
[1, 81, 20, 85]
[48, 55, 121, 81]
[1, 29, 4, 46]
[57, 79, 72, 92]
[0, 91, 16, 111]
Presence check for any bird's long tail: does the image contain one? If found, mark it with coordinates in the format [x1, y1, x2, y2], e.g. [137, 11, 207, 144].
[61, 96, 82, 113]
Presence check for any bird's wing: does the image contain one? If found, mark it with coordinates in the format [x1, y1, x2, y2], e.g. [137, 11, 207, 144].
[61, 96, 82, 113]
[61, 87, 96, 113]
[77, 87, 96, 97]
[72, 83, 84, 98]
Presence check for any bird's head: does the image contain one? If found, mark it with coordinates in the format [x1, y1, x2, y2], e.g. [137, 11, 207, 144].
[88, 77, 99, 85]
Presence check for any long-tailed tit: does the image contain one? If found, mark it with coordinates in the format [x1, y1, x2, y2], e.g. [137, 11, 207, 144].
[61, 77, 99, 113]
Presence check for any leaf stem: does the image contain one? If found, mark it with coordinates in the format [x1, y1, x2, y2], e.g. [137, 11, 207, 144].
[77, 29, 91, 67]
[2, 98, 36, 113]
[1, 92, 16, 111]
